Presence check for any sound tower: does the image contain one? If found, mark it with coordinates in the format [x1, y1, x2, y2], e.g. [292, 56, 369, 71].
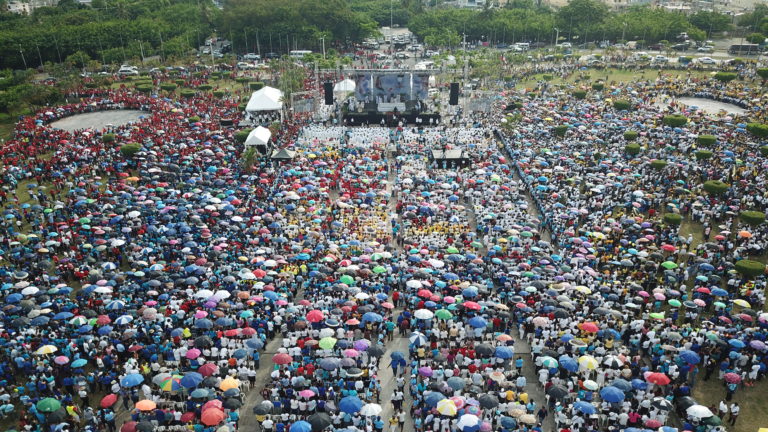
[449, 83, 459, 106]
[323, 82, 334, 105]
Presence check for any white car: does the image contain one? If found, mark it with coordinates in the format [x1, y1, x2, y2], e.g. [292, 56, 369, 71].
[409, 44, 422, 52]
[698, 56, 716, 64]
[697, 46, 714, 53]
[394, 52, 410, 59]
[559, 42, 572, 48]
[653, 55, 669, 63]
[237, 62, 255, 69]
[118, 66, 139, 76]
[243, 53, 261, 61]
[425, 50, 439, 57]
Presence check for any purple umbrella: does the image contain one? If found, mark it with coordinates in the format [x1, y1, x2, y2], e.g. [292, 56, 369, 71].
[418, 366, 433, 377]
[353, 339, 370, 351]
[749, 340, 766, 351]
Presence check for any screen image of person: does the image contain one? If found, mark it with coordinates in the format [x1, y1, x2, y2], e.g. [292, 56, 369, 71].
[354, 75, 371, 102]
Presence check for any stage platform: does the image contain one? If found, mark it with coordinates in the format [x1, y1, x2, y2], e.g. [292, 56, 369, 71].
[344, 112, 441, 127]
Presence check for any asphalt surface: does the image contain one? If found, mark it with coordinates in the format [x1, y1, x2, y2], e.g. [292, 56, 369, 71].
[49, 110, 146, 132]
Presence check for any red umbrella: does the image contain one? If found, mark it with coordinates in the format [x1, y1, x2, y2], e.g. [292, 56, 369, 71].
[272, 353, 292, 365]
[198, 363, 219, 377]
[644, 419, 663, 428]
[306, 310, 324, 323]
[121, 422, 137, 432]
[185, 348, 202, 359]
[128, 345, 144, 352]
[580, 322, 599, 333]
[417, 289, 433, 298]
[718, 316, 733, 324]
[661, 244, 677, 252]
[463, 301, 481, 311]
[200, 408, 225, 426]
[202, 400, 223, 412]
[180, 412, 196, 423]
[646, 372, 671, 385]
[96, 315, 112, 325]
[241, 327, 256, 335]
[724, 372, 741, 384]
[100, 394, 118, 408]
[695, 287, 710, 294]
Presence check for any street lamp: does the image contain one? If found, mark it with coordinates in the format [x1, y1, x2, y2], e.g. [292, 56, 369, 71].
[553, 27, 559, 47]
[319, 36, 326, 60]
[621, 22, 627, 43]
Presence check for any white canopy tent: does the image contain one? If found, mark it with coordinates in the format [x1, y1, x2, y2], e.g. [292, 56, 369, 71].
[244, 126, 272, 147]
[245, 86, 283, 113]
[333, 79, 356, 93]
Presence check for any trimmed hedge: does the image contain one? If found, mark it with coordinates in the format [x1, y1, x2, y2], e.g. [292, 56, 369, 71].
[572, 90, 587, 99]
[102, 133, 115, 143]
[120, 142, 141, 158]
[84, 82, 97, 89]
[663, 213, 682, 225]
[160, 83, 178, 92]
[134, 84, 152, 94]
[735, 259, 766, 277]
[591, 82, 604, 91]
[703, 180, 729, 196]
[695, 150, 713, 160]
[188, 116, 201, 122]
[198, 84, 213, 91]
[553, 125, 568, 137]
[697, 135, 716, 146]
[180, 89, 196, 98]
[624, 131, 638, 141]
[663, 115, 688, 127]
[740, 210, 766, 226]
[758, 68, 768, 80]
[613, 100, 631, 110]
[235, 129, 253, 144]
[650, 159, 668, 169]
[625, 143, 641, 156]
[175, 79, 185, 86]
[235, 77, 250, 84]
[213, 90, 226, 98]
[714, 72, 737, 83]
[542, 74, 554, 81]
[760, 146, 768, 157]
[249, 81, 265, 91]
[747, 123, 768, 139]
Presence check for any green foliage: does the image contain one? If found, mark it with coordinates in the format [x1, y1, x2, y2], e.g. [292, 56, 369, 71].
[613, 100, 631, 110]
[702, 180, 729, 196]
[235, 129, 253, 144]
[84, 82, 97, 89]
[180, 89, 195, 98]
[213, 90, 226, 98]
[160, 83, 177, 92]
[235, 77, 250, 84]
[591, 82, 604, 91]
[572, 90, 587, 99]
[175, 79, 185, 87]
[625, 143, 641, 156]
[760, 146, 768, 157]
[689, 11, 733, 34]
[735, 259, 766, 278]
[198, 84, 213, 91]
[241, 146, 257, 172]
[553, 125, 568, 137]
[650, 159, 668, 169]
[663, 213, 682, 225]
[740, 210, 766, 226]
[249, 81, 265, 91]
[663, 115, 688, 127]
[120, 142, 141, 158]
[757, 69, 768, 80]
[188, 116, 201, 122]
[134, 84, 152, 93]
[696, 135, 716, 146]
[713, 72, 737, 83]
[746, 32, 766, 44]
[695, 150, 713, 160]
[102, 133, 115, 143]
[624, 131, 638, 141]
[747, 123, 768, 139]
[542, 74, 554, 81]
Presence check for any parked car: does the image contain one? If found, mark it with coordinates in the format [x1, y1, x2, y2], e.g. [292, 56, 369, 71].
[243, 53, 261, 61]
[697, 56, 716, 64]
[697, 45, 714, 53]
[118, 65, 139, 76]
[653, 55, 669, 63]
[394, 52, 410, 59]
[264, 52, 279, 59]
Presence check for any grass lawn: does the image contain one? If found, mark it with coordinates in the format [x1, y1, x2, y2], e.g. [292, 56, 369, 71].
[517, 68, 713, 89]
[692, 376, 768, 432]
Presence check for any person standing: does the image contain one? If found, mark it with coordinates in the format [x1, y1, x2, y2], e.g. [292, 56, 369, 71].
[388, 415, 399, 432]
[718, 400, 728, 418]
[728, 403, 739, 425]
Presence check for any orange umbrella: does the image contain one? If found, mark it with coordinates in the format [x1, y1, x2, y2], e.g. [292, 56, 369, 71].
[219, 377, 239, 391]
[135, 400, 157, 411]
[738, 230, 753, 238]
[200, 408, 225, 426]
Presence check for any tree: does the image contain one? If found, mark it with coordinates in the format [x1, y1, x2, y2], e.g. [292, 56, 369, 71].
[740, 210, 766, 226]
[746, 32, 766, 44]
[557, 0, 608, 37]
[663, 213, 682, 225]
[689, 11, 732, 35]
[624, 131, 638, 141]
[714, 72, 737, 82]
[735, 260, 766, 278]
[757, 68, 768, 80]
[703, 180, 729, 196]
[120, 142, 142, 158]
[625, 143, 641, 156]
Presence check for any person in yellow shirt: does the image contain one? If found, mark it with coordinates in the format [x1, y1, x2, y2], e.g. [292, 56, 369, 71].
[518, 392, 529, 404]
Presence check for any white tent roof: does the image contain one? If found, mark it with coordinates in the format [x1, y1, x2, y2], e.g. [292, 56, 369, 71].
[245, 86, 283, 112]
[334, 79, 355, 93]
[244, 126, 272, 146]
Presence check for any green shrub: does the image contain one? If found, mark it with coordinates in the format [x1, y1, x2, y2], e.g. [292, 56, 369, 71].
[249, 81, 265, 91]
[697, 135, 716, 146]
[235, 129, 253, 144]
[180, 89, 195, 98]
[120, 142, 141, 158]
[735, 259, 766, 278]
[572, 90, 587, 99]
[102, 133, 115, 143]
[758, 68, 768, 80]
[623, 131, 638, 141]
[213, 90, 226, 98]
[663, 213, 682, 225]
[188, 116, 201, 122]
[84, 82, 97, 89]
[746, 123, 768, 139]
[134, 84, 152, 94]
[703, 180, 729, 196]
[613, 100, 631, 110]
[695, 150, 713, 160]
[193, 71, 203, 78]
[714, 72, 738, 83]
[650, 159, 668, 169]
[198, 84, 213, 91]
[663, 115, 688, 127]
[175, 79, 185, 86]
[542, 74, 554, 81]
[760, 146, 768, 157]
[160, 83, 177, 92]
[625, 143, 641, 156]
[740, 210, 766, 226]
[238, 103, 248, 111]
[553, 125, 568, 137]
[591, 82, 604, 91]
[235, 77, 250, 84]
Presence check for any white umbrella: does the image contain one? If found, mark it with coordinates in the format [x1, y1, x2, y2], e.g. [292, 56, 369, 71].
[457, 414, 480, 430]
[21, 286, 40, 296]
[355, 292, 371, 300]
[406, 280, 422, 289]
[686, 405, 714, 418]
[194, 289, 214, 298]
[414, 309, 434, 320]
[359, 403, 382, 416]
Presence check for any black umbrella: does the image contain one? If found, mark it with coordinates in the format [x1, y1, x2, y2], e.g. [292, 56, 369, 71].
[475, 344, 494, 357]
[253, 405, 270, 415]
[652, 397, 673, 411]
[307, 413, 332, 432]
[552, 309, 569, 319]
[223, 398, 242, 409]
[368, 345, 385, 357]
[478, 394, 499, 409]
[546, 385, 568, 399]
[195, 336, 213, 348]
[201, 377, 218, 388]
[136, 421, 154, 432]
[45, 409, 67, 424]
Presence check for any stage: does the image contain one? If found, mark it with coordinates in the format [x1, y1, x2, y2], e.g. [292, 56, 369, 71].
[343, 111, 441, 127]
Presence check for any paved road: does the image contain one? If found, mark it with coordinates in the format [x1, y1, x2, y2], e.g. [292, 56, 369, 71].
[50, 110, 145, 132]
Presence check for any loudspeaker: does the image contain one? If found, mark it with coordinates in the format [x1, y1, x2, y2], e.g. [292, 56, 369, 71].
[449, 83, 459, 106]
[323, 82, 334, 105]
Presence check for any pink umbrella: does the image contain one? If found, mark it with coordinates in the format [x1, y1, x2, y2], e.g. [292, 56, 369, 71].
[344, 349, 360, 358]
[724, 373, 741, 384]
[185, 349, 201, 359]
[654, 293, 666, 301]
[298, 389, 315, 398]
[54, 356, 70, 365]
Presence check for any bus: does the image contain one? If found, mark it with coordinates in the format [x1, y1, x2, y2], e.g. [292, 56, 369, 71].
[289, 50, 313, 59]
[728, 44, 760, 55]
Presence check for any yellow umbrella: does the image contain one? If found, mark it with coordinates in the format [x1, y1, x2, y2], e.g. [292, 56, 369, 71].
[219, 377, 240, 391]
[35, 345, 58, 355]
[578, 355, 598, 370]
[575, 285, 591, 295]
[436, 399, 457, 416]
[733, 299, 751, 308]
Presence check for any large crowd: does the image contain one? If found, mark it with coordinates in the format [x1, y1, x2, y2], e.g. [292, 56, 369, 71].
[0, 59, 765, 432]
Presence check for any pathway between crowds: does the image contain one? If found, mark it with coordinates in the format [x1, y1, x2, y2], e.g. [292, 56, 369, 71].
[235, 127, 557, 431]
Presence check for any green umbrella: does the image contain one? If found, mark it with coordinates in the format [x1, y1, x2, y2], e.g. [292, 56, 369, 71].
[36, 398, 61, 413]
[447, 304, 458, 311]
[340, 275, 355, 285]
[79, 217, 91, 224]
[705, 331, 720, 341]
[523, 271, 535, 278]
[470, 241, 482, 248]
[372, 266, 386, 274]
[713, 301, 726, 308]
[520, 231, 533, 238]
[446, 246, 460, 254]
[660, 261, 678, 269]
[371, 253, 383, 261]
[435, 309, 453, 320]
[668, 299, 682, 307]
[319, 337, 337, 350]
[650, 312, 665, 320]
[703, 415, 721, 426]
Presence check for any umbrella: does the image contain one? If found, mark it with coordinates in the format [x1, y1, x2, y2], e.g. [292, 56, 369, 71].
[339, 396, 363, 414]
[457, 414, 480, 431]
[360, 403, 382, 416]
[200, 408, 225, 426]
[573, 401, 596, 415]
[306, 413, 332, 431]
[36, 398, 61, 413]
[136, 400, 157, 411]
[436, 399, 458, 416]
[478, 394, 499, 409]
[121, 373, 144, 387]
[686, 404, 714, 418]
[599, 386, 625, 403]
[100, 394, 118, 408]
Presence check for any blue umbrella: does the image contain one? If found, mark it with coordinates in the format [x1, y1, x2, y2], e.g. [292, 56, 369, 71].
[245, 339, 264, 349]
[499, 416, 516, 429]
[232, 349, 247, 359]
[729, 339, 745, 349]
[495, 346, 514, 359]
[630, 378, 648, 390]
[409, 333, 428, 346]
[390, 351, 404, 361]
[53, 312, 74, 320]
[612, 378, 632, 392]
[468, 317, 487, 328]
[559, 356, 578, 372]
[98, 325, 114, 336]
[195, 319, 213, 329]
[71, 359, 87, 368]
[121, 373, 144, 388]
[290, 421, 311, 432]
[462, 287, 479, 298]
[362, 312, 383, 323]
[424, 391, 445, 407]
[711, 288, 728, 296]
[599, 386, 625, 403]
[339, 395, 363, 414]
[679, 350, 701, 364]
[180, 372, 203, 388]
[573, 401, 596, 414]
